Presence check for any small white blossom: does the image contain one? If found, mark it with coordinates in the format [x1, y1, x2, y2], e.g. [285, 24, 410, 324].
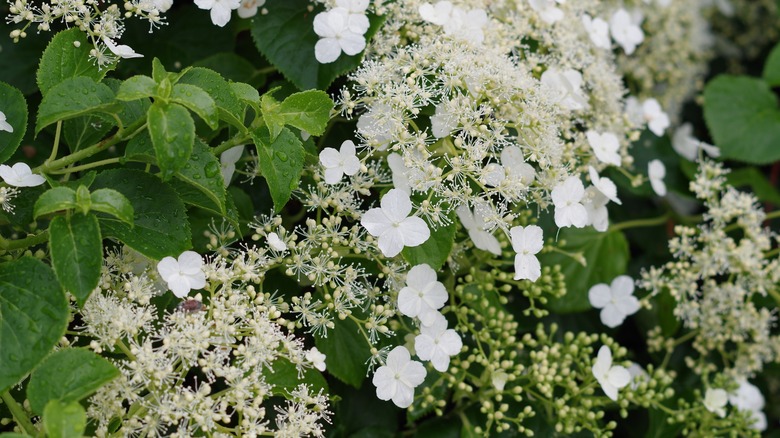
[430, 100, 458, 138]
[419, 2, 488, 45]
[586, 131, 621, 166]
[102, 38, 143, 59]
[648, 159, 667, 196]
[414, 313, 462, 372]
[551, 176, 588, 228]
[588, 166, 621, 205]
[157, 251, 207, 298]
[0, 162, 45, 187]
[306, 347, 327, 372]
[592, 345, 630, 401]
[510, 225, 544, 282]
[313, 8, 367, 63]
[456, 203, 501, 255]
[194, 0, 240, 27]
[387, 153, 412, 194]
[609, 9, 644, 55]
[588, 275, 640, 328]
[482, 146, 535, 187]
[582, 14, 611, 49]
[672, 123, 720, 161]
[540, 68, 588, 111]
[372, 346, 427, 408]
[642, 99, 669, 136]
[583, 187, 609, 232]
[220, 145, 244, 186]
[397, 264, 448, 326]
[729, 380, 767, 431]
[0, 110, 14, 133]
[704, 388, 728, 418]
[237, 0, 265, 18]
[528, 0, 565, 24]
[361, 189, 430, 257]
[267, 232, 287, 252]
[319, 140, 361, 184]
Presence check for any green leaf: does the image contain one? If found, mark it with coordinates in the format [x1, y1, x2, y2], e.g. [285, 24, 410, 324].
[262, 358, 329, 396]
[540, 228, 629, 313]
[147, 101, 195, 180]
[402, 220, 455, 271]
[763, 41, 780, 87]
[230, 82, 261, 109]
[36, 77, 116, 134]
[34, 187, 78, 218]
[36, 28, 115, 95]
[315, 317, 370, 388]
[703, 75, 780, 164]
[89, 188, 135, 225]
[0, 257, 68, 392]
[171, 83, 219, 129]
[124, 131, 156, 162]
[104, 78, 150, 128]
[0, 81, 27, 163]
[251, 126, 305, 212]
[49, 214, 102, 306]
[43, 400, 86, 438]
[178, 67, 244, 128]
[173, 138, 227, 214]
[62, 114, 115, 152]
[251, 0, 384, 90]
[262, 90, 333, 139]
[27, 348, 120, 415]
[116, 75, 157, 101]
[194, 52, 262, 86]
[92, 169, 191, 260]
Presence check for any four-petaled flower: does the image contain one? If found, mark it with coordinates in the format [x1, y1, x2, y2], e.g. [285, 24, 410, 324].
[588, 275, 641, 328]
[157, 251, 207, 298]
[306, 347, 327, 371]
[609, 8, 644, 55]
[672, 123, 719, 161]
[0, 111, 14, 133]
[540, 68, 588, 111]
[729, 379, 767, 431]
[510, 225, 544, 282]
[456, 202, 501, 255]
[267, 232, 287, 252]
[313, 7, 368, 63]
[414, 313, 462, 372]
[551, 176, 588, 228]
[0, 162, 45, 187]
[419, 1, 488, 45]
[103, 38, 143, 59]
[626, 97, 670, 136]
[588, 166, 621, 205]
[528, 0, 565, 24]
[397, 263, 448, 326]
[372, 346, 427, 408]
[582, 14, 610, 49]
[592, 345, 630, 401]
[648, 159, 667, 197]
[586, 131, 621, 167]
[194, 0, 240, 27]
[361, 189, 430, 257]
[703, 388, 728, 418]
[482, 145, 536, 188]
[319, 140, 361, 184]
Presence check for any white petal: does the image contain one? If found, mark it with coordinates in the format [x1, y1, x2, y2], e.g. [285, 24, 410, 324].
[513, 253, 541, 281]
[157, 256, 180, 281]
[339, 31, 366, 56]
[319, 147, 342, 168]
[600, 304, 625, 328]
[399, 216, 430, 247]
[177, 251, 203, 274]
[381, 189, 413, 223]
[588, 284, 612, 308]
[323, 167, 344, 184]
[470, 229, 501, 255]
[361, 208, 391, 237]
[607, 366, 631, 389]
[377, 228, 406, 257]
[210, 4, 233, 27]
[397, 287, 422, 318]
[315, 38, 342, 64]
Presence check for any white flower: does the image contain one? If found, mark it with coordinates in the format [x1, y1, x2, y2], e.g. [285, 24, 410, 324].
[414, 313, 462, 372]
[482, 146, 535, 187]
[397, 264, 448, 326]
[491, 371, 508, 391]
[588, 275, 640, 328]
[648, 159, 667, 196]
[510, 225, 544, 282]
[306, 347, 327, 372]
[592, 345, 630, 401]
[588, 166, 621, 205]
[729, 380, 767, 431]
[583, 187, 609, 232]
[336, 0, 369, 14]
[357, 103, 398, 149]
[704, 388, 728, 418]
[641, 98, 670, 136]
[220, 145, 244, 186]
[361, 189, 430, 257]
[551, 176, 588, 228]
[372, 346, 427, 408]
[267, 232, 287, 252]
[313, 8, 367, 63]
[419, 1, 454, 25]
[102, 38, 143, 59]
[456, 203, 501, 255]
[540, 68, 588, 111]
[387, 153, 412, 194]
[586, 131, 621, 166]
[419, 2, 487, 45]
[0, 110, 14, 133]
[609, 8, 644, 55]
[582, 14, 611, 49]
[319, 140, 361, 184]
[430, 100, 458, 138]
[672, 123, 720, 161]
[627, 363, 649, 390]
[194, 0, 240, 27]
[0, 163, 45, 187]
[152, 0, 173, 12]
[237, 0, 265, 18]
[528, 0, 565, 24]
[157, 251, 207, 298]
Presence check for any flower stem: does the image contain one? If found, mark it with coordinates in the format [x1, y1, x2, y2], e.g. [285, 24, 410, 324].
[1, 390, 36, 436]
[608, 212, 672, 233]
[48, 157, 123, 175]
[0, 230, 49, 251]
[47, 121, 63, 163]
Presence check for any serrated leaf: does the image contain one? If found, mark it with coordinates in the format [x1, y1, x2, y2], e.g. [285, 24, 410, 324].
[124, 130, 156, 162]
[90, 188, 134, 225]
[43, 400, 86, 438]
[92, 169, 191, 260]
[315, 317, 370, 388]
[147, 101, 195, 180]
[262, 358, 329, 396]
[250, 126, 305, 212]
[36, 28, 115, 95]
[116, 75, 157, 101]
[251, 0, 384, 90]
[49, 213, 102, 306]
[173, 138, 226, 214]
[36, 77, 117, 134]
[231, 82, 260, 111]
[104, 78, 150, 128]
[27, 348, 120, 415]
[540, 227, 629, 313]
[0, 257, 69, 392]
[34, 187, 77, 218]
[0, 81, 27, 163]
[171, 83, 219, 129]
[178, 67, 244, 128]
[277, 90, 334, 136]
[62, 114, 115, 152]
[402, 220, 455, 271]
[703, 75, 780, 164]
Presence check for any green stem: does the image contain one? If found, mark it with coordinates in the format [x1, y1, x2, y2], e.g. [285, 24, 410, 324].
[47, 121, 62, 163]
[0, 230, 49, 251]
[608, 212, 672, 233]
[47, 157, 123, 175]
[1, 390, 36, 436]
[214, 133, 251, 155]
